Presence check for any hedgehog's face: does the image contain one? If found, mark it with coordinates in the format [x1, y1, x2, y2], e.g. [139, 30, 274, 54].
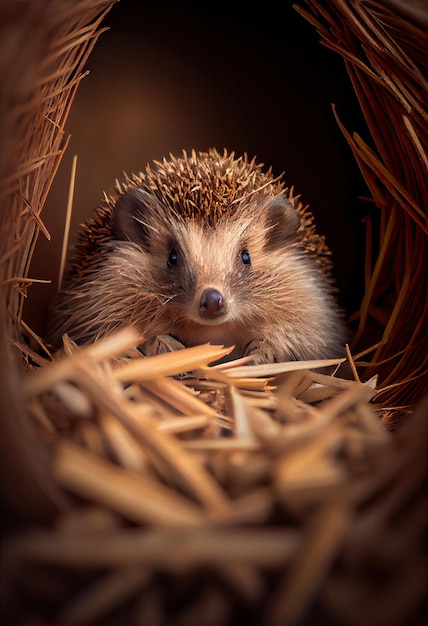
[112, 187, 302, 349]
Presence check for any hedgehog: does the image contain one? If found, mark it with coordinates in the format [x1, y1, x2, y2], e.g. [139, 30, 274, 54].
[47, 148, 347, 364]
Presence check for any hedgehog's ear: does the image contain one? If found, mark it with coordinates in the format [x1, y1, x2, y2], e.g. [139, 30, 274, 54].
[112, 188, 156, 247]
[264, 196, 300, 250]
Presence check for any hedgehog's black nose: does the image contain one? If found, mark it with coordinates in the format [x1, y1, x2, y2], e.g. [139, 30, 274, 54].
[199, 288, 225, 319]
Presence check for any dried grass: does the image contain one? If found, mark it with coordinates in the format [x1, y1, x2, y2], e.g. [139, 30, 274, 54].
[296, 0, 428, 415]
[0, 0, 116, 345]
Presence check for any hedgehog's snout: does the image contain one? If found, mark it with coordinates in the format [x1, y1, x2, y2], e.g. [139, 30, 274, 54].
[199, 288, 226, 320]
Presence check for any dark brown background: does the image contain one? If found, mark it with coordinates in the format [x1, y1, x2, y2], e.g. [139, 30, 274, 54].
[26, 0, 369, 339]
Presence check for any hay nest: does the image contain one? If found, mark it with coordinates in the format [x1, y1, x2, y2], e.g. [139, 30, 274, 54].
[0, 1, 427, 625]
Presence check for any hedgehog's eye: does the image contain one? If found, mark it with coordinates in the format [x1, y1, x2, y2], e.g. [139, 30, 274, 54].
[167, 248, 178, 267]
[241, 249, 251, 266]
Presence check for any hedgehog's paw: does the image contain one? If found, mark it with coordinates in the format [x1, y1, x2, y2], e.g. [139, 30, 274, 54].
[142, 334, 185, 356]
[243, 339, 277, 365]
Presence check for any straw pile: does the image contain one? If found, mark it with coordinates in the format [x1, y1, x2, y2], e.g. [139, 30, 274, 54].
[1, 1, 427, 625]
[3, 328, 428, 625]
